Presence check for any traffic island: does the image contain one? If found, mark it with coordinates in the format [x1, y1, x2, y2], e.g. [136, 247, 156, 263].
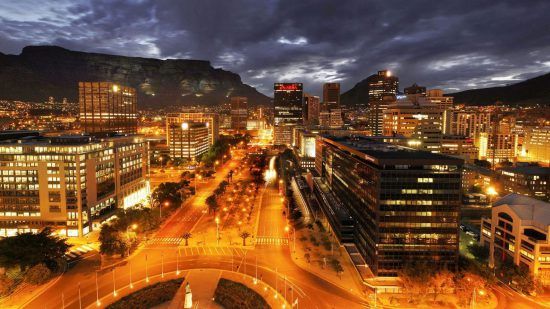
[214, 278, 270, 309]
[106, 277, 184, 309]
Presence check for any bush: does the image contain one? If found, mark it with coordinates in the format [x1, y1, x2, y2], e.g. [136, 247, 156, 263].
[214, 278, 270, 309]
[107, 278, 183, 309]
[24, 263, 52, 285]
[0, 275, 15, 296]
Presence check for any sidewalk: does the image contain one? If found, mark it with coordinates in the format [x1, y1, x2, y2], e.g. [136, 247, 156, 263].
[289, 225, 367, 298]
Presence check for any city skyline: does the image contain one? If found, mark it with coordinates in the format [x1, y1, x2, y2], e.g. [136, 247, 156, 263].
[1, 1, 550, 96]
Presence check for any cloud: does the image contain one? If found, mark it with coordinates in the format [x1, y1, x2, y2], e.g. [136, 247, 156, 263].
[0, 0, 549, 95]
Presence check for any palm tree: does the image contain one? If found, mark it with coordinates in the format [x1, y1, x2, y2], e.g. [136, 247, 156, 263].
[182, 232, 192, 246]
[239, 231, 251, 246]
[206, 195, 218, 214]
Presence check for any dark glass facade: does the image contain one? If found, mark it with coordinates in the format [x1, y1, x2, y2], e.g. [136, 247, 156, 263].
[315, 135, 462, 276]
[274, 83, 303, 125]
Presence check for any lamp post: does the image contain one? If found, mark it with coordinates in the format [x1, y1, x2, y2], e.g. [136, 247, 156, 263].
[126, 223, 137, 256]
[486, 186, 498, 204]
[215, 216, 220, 246]
[195, 175, 201, 195]
[95, 271, 100, 307]
[112, 268, 117, 297]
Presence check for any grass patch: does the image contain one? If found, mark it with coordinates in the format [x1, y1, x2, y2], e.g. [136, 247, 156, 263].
[106, 278, 183, 309]
[214, 278, 270, 309]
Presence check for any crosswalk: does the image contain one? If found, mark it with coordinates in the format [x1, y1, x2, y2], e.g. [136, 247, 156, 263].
[65, 244, 96, 262]
[177, 246, 248, 257]
[147, 237, 184, 245]
[255, 236, 289, 246]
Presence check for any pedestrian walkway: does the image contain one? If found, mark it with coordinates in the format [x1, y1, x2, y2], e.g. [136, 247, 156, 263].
[176, 246, 248, 257]
[255, 236, 289, 246]
[169, 269, 222, 309]
[148, 236, 184, 245]
[65, 244, 95, 262]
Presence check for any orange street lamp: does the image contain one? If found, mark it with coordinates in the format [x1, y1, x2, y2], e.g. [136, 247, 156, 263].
[215, 216, 220, 245]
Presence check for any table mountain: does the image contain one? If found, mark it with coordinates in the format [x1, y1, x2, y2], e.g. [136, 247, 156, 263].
[0, 45, 271, 107]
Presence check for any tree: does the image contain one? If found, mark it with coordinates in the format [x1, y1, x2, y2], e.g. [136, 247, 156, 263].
[151, 182, 183, 207]
[206, 195, 218, 214]
[99, 224, 128, 256]
[399, 262, 433, 303]
[240, 231, 251, 246]
[24, 263, 52, 285]
[304, 253, 311, 263]
[0, 275, 14, 296]
[430, 270, 454, 301]
[330, 259, 344, 277]
[0, 227, 70, 272]
[468, 243, 489, 262]
[455, 273, 487, 307]
[182, 232, 192, 246]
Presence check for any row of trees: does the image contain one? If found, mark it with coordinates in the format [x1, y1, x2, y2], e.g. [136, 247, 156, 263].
[399, 262, 489, 306]
[206, 180, 229, 214]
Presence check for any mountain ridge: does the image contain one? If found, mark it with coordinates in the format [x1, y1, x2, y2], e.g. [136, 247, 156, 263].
[340, 72, 550, 106]
[0, 45, 271, 107]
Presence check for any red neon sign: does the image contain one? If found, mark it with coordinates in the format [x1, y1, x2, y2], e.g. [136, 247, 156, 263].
[275, 83, 302, 91]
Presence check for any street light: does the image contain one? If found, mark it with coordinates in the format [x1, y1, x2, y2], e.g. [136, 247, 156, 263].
[195, 174, 202, 194]
[126, 223, 137, 256]
[215, 216, 220, 245]
[486, 186, 498, 203]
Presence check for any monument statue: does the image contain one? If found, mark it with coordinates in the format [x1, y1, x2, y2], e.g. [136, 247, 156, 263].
[184, 282, 193, 308]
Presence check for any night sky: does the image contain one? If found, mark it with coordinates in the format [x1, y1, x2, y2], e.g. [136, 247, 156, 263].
[1, 0, 549, 96]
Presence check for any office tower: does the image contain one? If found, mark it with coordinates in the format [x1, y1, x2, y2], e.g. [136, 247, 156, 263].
[79, 82, 137, 134]
[323, 83, 340, 110]
[366, 70, 399, 136]
[426, 89, 453, 110]
[166, 121, 210, 161]
[274, 83, 303, 145]
[438, 136, 478, 163]
[481, 194, 550, 285]
[367, 70, 399, 103]
[478, 132, 518, 163]
[404, 83, 426, 95]
[230, 96, 248, 130]
[314, 135, 462, 276]
[303, 93, 320, 126]
[329, 109, 344, 128]
[319, 111, 330, 127]
[166, 112, 219, 145]
[451, 111, 491, 138]
[383, 97, 443, 139]
[0, 132, 149, 237]
[523, 126, 550, 165]
[497, 167, 550, 201]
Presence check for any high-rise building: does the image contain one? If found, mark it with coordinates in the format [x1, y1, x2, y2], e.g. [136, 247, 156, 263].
[426, 89, 453, 110]
[451, 111, 491, 138]
[166, 121, 210, 161]
[79, 82, 137, 134]
[230, 97, 248, 130]
[274, 83, 303, 145]
[166, 112, 219, 145]
[303, 93, 320, 126]
[329, 109, 344, 129]
[481, 194, 550, 285]
[322, 83, 340, 110]
[314, 135, 462, 276]
[523, 126, 550, 165]
[478, 132, 518, 163]
[367, 70, 399, 103]
[365, 71, 399, 136]
[404, 83, 426, 95]
[0, 132, 149, 237]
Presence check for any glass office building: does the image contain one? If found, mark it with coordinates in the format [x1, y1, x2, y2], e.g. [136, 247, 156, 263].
[315, 135, 462, 276]
[0, 133, 149, 237]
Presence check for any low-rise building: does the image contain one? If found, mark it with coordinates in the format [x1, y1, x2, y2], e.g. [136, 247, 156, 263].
[498, 166, 550, 202]
[481, 194, 550, 285]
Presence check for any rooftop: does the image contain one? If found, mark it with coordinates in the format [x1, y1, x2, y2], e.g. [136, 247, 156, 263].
[500, 166, 550, 176]
[494, 193, 550, 226]
[320, 135, 463, 164]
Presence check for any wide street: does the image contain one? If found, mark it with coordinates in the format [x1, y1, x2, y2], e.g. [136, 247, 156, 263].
[20, 149, 368, 309]
[12, 145, 546, 309]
